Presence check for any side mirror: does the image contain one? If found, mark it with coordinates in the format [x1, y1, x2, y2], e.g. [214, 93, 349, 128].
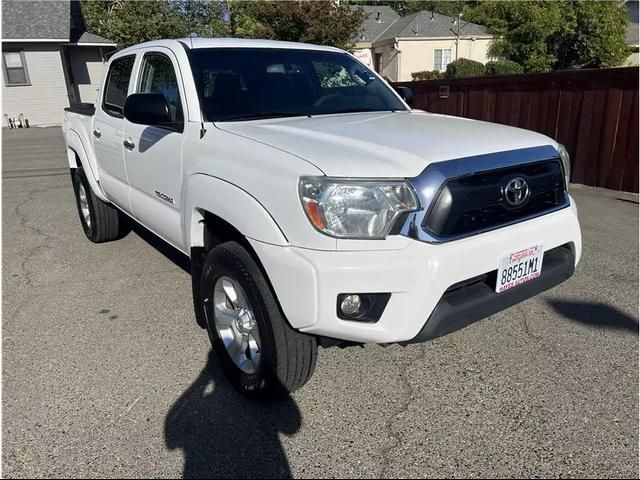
[124, 93, 172, 126]
[394, 86, 414, 106]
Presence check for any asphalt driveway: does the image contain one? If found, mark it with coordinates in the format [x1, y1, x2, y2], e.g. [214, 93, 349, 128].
[2, 127, 638, 478]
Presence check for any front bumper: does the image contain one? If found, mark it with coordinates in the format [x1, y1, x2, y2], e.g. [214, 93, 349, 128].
[250, 199, 582, 344]
[406, 243, 574, 343]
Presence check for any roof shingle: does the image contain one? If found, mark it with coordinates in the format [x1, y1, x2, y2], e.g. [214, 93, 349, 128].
[354, 5, 400, 43]
[75, 31, 115, 45]
[353, 7, 489, 44]
[376, 10, 488, 41]
[2, 0, 71, 40]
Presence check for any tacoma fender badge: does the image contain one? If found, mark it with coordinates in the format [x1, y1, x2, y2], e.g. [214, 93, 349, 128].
[155, 190, 175, 205]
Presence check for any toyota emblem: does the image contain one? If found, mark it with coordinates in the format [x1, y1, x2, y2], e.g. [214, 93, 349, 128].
[503, 177, 530, 207]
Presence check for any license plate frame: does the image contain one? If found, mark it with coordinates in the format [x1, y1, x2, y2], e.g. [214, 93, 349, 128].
[496, 243, 544, 293]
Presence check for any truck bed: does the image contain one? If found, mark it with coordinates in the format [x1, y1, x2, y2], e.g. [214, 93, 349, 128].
[64, 103, 96, 116]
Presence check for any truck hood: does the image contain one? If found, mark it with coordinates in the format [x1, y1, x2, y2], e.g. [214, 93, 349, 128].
[215, 110, 558, 178]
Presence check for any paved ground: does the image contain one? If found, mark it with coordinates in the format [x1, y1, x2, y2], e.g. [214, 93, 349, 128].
[2, 127, 638, 479]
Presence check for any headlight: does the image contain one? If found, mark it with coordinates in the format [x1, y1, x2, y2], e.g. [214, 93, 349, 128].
[299, 177, 419, 239]
[558, 144, 571, 188]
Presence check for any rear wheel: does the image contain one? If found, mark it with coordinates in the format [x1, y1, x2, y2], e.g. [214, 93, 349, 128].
[71, 168, 130, 243]
[200, 241, 318, 398]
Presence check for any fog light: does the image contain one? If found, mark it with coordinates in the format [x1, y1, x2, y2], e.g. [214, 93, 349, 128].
[337, 293, 391, 323]
[340, 294, 361, 316]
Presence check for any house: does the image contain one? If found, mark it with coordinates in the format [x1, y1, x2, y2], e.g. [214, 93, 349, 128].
[625, 0, 639, 66]
[352, 5, 399, 68]
[353, 5, 493, 82]
[2, 0, 116, 126]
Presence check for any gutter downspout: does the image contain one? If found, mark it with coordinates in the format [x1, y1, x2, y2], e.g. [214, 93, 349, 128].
[395, 40, 401, 82]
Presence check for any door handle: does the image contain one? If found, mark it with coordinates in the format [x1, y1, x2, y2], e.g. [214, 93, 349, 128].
[123, 138, 135, 150]
[92, 129, 101, 138]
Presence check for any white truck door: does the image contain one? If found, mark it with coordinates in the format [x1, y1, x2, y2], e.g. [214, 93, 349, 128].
[123, 49, 185, 250]
[92, 54, 136, 214]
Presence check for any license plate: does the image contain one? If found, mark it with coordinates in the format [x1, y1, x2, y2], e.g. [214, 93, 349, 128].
[496, 243, 544, 293]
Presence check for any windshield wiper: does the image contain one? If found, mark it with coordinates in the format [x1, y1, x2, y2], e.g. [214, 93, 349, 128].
[218, 108, 396, 122]
[221, 112, 310, 121]
[318, 108, 396, 115]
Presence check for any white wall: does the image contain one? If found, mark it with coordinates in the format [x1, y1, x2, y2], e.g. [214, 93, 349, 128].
[396, 37, 493, 81]
[2, 43, 69, 126]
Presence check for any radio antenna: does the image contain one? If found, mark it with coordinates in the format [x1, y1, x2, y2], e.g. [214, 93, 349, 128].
[188, 0, 194, 49]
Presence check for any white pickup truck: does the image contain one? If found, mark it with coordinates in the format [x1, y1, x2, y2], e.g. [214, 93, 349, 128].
[63, 38, 581, 397]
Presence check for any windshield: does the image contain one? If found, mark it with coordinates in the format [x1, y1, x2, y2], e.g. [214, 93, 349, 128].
[188, 48, 407, 122]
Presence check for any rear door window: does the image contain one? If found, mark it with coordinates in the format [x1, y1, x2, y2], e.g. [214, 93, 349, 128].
[102, 55, 135, 118]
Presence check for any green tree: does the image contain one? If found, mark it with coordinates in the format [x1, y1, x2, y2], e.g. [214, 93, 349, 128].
[484, 59, 524, 76]
[350, 1, 631, 71]
[80, 0, 229, 48]
[467, 0, 631, 71]
[466, 1, 565, 72]
[348, 0, 467, 17]
[411, 70, 442, 81]
[444, 58, 485, 78]
[400, 0, 467, 17]
[551, 1, 631, 69]
[175, 0, 230, 40]
[231, 1, 365, 50]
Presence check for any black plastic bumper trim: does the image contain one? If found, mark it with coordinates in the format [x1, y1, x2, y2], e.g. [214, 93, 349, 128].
[405, 243, 575, 343]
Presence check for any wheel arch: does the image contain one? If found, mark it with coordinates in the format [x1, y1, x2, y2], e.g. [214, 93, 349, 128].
[66, 129, 109, 202]
[184, 174, 288, 250]
[185, 174, 289, 329]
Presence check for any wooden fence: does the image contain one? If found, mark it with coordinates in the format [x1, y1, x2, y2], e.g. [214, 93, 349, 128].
[396, 67, 639, 193]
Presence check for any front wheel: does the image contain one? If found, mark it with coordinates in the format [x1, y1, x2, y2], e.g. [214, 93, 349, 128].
[200, 241, 317, 398]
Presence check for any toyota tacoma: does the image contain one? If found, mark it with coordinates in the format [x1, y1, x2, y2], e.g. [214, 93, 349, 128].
[63, 39, 581, 397]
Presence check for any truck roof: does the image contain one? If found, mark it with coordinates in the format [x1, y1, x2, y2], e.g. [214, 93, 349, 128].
[117, 38, 345, 55]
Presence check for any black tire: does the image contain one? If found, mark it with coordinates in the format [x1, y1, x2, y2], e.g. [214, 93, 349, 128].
[200, 241, 318, 398]
[71, 168, 130, 243]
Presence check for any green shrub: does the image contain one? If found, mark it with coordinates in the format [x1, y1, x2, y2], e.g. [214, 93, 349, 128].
[485, 60, 524, 76]
[444, 58, 485, 79]
[411, 70, 442, 81]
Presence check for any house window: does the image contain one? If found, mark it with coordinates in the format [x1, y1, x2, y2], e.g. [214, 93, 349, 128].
[434, 49, 452, 73]
[2, 50, 30, 86]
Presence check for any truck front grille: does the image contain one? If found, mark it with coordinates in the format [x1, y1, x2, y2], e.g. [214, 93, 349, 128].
[422, 160, 567, 240]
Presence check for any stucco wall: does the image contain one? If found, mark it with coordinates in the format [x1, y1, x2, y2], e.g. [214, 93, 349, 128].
[373, 42, 400, 82]
[396, 37, 492, 81]
[2, 43, 69, 126]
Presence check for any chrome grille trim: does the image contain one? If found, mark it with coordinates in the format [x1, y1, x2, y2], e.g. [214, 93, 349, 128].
[400, 145, 570, 244]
